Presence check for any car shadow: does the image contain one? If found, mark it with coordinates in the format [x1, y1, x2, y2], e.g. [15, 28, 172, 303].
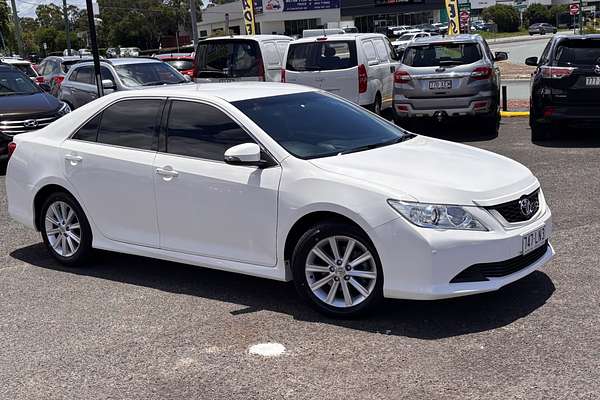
[11, 243, 555, 340]
[533, 125, 600, 148]
[397, 119, 500, 142]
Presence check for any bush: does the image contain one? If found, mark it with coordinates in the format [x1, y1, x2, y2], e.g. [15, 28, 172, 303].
[524, 4, 551, 25]
[481, 5, 520, 32]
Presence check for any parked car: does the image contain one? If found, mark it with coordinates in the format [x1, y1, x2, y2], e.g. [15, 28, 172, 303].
[392, 28, 422, 38]
[155, 53, 195, 77]
[106, 48, 119, 58]
[0, 57, 44, 85]
[529, 23, 557, 35]
[526, 34, 600, 141]
[0, 63, 70, 160]
[36, 55, 97, 96]
[432, 22, 448, 35]
[58, 58, 190, 109]
[392, 34, 507, 134]
[282, 33, 401, 115]
[392, 32, 432, 53]
[194, 35, 292, 83]
[6, 83, 554, 317]
[120, 47, 141, 57]
[303, 28, 345, 38]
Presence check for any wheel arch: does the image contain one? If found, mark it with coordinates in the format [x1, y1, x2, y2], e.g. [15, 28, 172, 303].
[33, 184, 76, 231]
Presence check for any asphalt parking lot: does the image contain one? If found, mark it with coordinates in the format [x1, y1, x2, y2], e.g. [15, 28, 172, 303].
[1, 118, 599, 399]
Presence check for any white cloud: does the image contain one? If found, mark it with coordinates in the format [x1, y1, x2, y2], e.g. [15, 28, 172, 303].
[17, 0, 91, 18]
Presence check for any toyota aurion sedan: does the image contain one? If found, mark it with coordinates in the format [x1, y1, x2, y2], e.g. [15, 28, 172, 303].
[6, 83, 554, 317]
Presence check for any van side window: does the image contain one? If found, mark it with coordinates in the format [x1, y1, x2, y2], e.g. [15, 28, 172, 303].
[362, 40, 378, 62]
[263, 42, 281, 67]
[276, 41, 290, 62]
[373, 39, 390, 63]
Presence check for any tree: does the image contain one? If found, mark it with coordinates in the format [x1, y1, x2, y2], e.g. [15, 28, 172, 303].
[523, 4, 551, 25]
[481, 5, 520, 32]
[1, 0, 13, 53]
[549, 4, 568, 26]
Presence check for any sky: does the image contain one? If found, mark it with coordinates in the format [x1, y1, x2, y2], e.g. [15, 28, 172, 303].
[16, 0, 91, 17]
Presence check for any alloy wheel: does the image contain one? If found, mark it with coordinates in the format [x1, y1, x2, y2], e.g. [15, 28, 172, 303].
[44, 201, 82, 258]
[305, 235, 377, 308]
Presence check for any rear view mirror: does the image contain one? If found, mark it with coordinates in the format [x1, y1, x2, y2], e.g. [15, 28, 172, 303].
[525, 57, 538, 66]
[224, 143, 273, 168]
[494, 51, 508, 62]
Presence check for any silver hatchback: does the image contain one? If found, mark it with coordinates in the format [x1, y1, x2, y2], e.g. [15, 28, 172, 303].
[393, 34, 507, 133]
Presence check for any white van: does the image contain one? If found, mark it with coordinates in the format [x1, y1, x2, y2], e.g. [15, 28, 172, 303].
[302, 28, 345, 38]
[194, 35, 293, 83]
[282, 34, 401, 114]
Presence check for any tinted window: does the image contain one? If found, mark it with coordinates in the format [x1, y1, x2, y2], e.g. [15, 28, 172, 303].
[286, 41, 358, 71]
[72, 114, 101, 142]
[166, 101, 254, 161]
[403, 43, 482, 67]
[97, 99, 163, 150]
[74, 66, 93, 84]
[114, 63, 185, 87]
[196, 40, 261, 78]
[554, 39, 600, 66]
[0, 70, 40, 95]
[14, 64, 37, 77]
[233, 92, 413, 160]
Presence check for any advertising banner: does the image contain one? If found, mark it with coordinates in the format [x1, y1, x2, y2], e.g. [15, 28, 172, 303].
[256, 0, 340, 13]
[445, 0, 460, 35]
[242, 0, 257, 35]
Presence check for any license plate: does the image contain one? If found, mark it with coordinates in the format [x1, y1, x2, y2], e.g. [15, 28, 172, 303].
[219, 78, 235, 83]
[429, 80, 452, 90]
[522, 225, 547, 255]
[585, 77, 600, 86]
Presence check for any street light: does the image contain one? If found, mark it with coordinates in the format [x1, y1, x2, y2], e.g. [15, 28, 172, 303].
[85, 0, 103, 97]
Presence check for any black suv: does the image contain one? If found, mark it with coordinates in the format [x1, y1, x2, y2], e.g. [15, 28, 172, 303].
[0, 63, 70, 160]
[526, 34, 600, 141]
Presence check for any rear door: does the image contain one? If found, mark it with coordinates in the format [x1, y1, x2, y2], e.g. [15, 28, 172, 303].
[372, 37, 397, 108]
[285, 40, 359, 103]
[195, 39, 262, 83]
[261, 41, 283, 82]
[551, 38, 600, 106]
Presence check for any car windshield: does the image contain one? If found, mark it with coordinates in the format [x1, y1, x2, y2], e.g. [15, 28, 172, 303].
[554, 39, 600, 66]
[398, 34, 415, 41]
[13, 63, 37, 77]
[233, 92, 414, 160]
[196, 40, 261, 78]
[165, 59, 194, 71]
[286, 41, 358, 71]
[402, 42, 482, 67]
[0, 69, 40, 95]
[114, 62, 186, 86]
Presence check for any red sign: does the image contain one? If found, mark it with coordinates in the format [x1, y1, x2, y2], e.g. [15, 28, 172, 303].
[570, 3, 580, 15]
[460, 10, 470, 23]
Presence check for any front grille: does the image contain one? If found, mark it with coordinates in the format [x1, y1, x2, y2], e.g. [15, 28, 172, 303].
[0, 116, 58, 137]
[487, 190, 540, 223]
[450, 241, 549, 283]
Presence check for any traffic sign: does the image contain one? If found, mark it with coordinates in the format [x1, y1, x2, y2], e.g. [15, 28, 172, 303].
[460, 10, 471, 23]
[570, 3, 580, 16]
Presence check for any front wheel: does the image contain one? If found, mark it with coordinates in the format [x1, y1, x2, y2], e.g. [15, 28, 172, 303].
[40, 192, 93, 267]
[291, 222, 383, 318]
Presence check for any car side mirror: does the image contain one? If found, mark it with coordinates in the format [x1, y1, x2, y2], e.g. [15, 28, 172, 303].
[525, 57, 538, 66]
[102, 79, 116, 90]
[183, 75, 192, 82]
[494, 51, 508, 62]
[224, 143, 272, 168]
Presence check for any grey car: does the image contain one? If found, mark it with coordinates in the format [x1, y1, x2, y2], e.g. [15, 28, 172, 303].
[392, 34, 507, 133]
[58, 58, 191, 109]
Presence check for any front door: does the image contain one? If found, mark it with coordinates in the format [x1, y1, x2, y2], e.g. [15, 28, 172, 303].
[154, 100, 281, 266]
[62, 98, 165, 247]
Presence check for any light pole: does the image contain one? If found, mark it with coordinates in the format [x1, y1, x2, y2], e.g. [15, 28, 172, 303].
[189, 0, 199, 48]
[63, 0, 72, 55]
[85, 0, 103, 97]
[9, 0, 24, 57]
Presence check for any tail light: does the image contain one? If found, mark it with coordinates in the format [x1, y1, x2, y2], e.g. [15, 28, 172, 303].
[358, 64, 368, 94]
[52, 75, 65, 87]
[394, 70, 411, 83]
[540, 66, 575, 79]
[543, 106, 555, 117]
[281, 68, 286, 83]
[257, 59, 265, 82]
[35, 76, 45, 84]
[471, 67, 492, 80]
[7, 142, 16, 160]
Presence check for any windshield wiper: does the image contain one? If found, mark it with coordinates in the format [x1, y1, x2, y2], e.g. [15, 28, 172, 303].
[339, 135, 412, 155]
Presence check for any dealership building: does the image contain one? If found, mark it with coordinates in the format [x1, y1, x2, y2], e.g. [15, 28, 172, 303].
[198, 0, 447, 37]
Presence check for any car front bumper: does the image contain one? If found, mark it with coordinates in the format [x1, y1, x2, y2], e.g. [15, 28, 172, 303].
[371, 203, 553, 300]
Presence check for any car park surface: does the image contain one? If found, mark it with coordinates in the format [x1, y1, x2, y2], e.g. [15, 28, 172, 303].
[1, 118, 599, 398]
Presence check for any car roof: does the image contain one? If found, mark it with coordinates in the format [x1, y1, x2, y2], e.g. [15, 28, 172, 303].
[553, 33, 600, 40]
[156, 53, 193, 59]
[203, 34, 292, 43]
[407, 34, 482, 46]
[106, 82, 318, 102]
[0, 58, 31, 65]
[70, 58, 162, 69]
[292, 33, 387, 44]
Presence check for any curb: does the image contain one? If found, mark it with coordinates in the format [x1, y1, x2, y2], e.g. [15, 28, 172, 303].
[501, 111, 529, 117]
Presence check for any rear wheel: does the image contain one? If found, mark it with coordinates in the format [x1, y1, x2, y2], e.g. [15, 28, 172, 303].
[291, 222, 383, 318]
[481, 109, 500, 137]
[40, 192, 93, 267]
[371, 93, 382, 116]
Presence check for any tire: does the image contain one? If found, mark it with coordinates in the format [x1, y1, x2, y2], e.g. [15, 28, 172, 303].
[40, 191, 93, 267]
[481, 108, 500, 137]
[371, 93, 382, 116]
[291, 222, 383, 318]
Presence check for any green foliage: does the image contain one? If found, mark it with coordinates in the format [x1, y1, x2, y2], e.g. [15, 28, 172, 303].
[481, 5, 520, 32]
[523, 4, 551, 25]
[549, 4, 568, 25]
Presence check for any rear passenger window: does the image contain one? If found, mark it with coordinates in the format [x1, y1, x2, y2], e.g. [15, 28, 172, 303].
[166, 101, 254, 161]
[373, 39, 390, 62]
[286, 41, 357, 71]
[362, 40, 378, 62]
[75, 67, 93, 84]
[72, 114, 101, 142]
[97, 99, 163, 150]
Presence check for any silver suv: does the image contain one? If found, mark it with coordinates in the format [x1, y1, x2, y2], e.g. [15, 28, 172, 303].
[58, 58, 190, 109]
[393, 34, 507, 133]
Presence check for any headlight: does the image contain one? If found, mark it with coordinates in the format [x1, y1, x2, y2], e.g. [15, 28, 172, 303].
[388, 200, 488, 231]
[57, 102, 71, 116]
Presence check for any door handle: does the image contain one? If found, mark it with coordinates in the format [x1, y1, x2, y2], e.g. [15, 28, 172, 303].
[156, 167, 179, 178]
[64, 154, 82, 164]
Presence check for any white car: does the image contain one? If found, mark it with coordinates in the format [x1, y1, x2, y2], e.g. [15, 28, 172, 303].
[5, 83, 554, 317]
[392, 32, 431, 52]
[282, 34, 401, 115]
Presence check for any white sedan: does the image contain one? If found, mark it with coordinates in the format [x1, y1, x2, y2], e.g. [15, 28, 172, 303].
[6, 83, 554, 317]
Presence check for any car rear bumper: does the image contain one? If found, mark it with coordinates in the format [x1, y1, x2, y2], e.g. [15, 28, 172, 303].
[393, 93, 495, 118]
[534, 104, 600, 123]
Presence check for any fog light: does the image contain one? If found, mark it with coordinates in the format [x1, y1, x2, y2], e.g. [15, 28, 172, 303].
[396, 104, 409, 112]
[473, 101, 489, 111]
